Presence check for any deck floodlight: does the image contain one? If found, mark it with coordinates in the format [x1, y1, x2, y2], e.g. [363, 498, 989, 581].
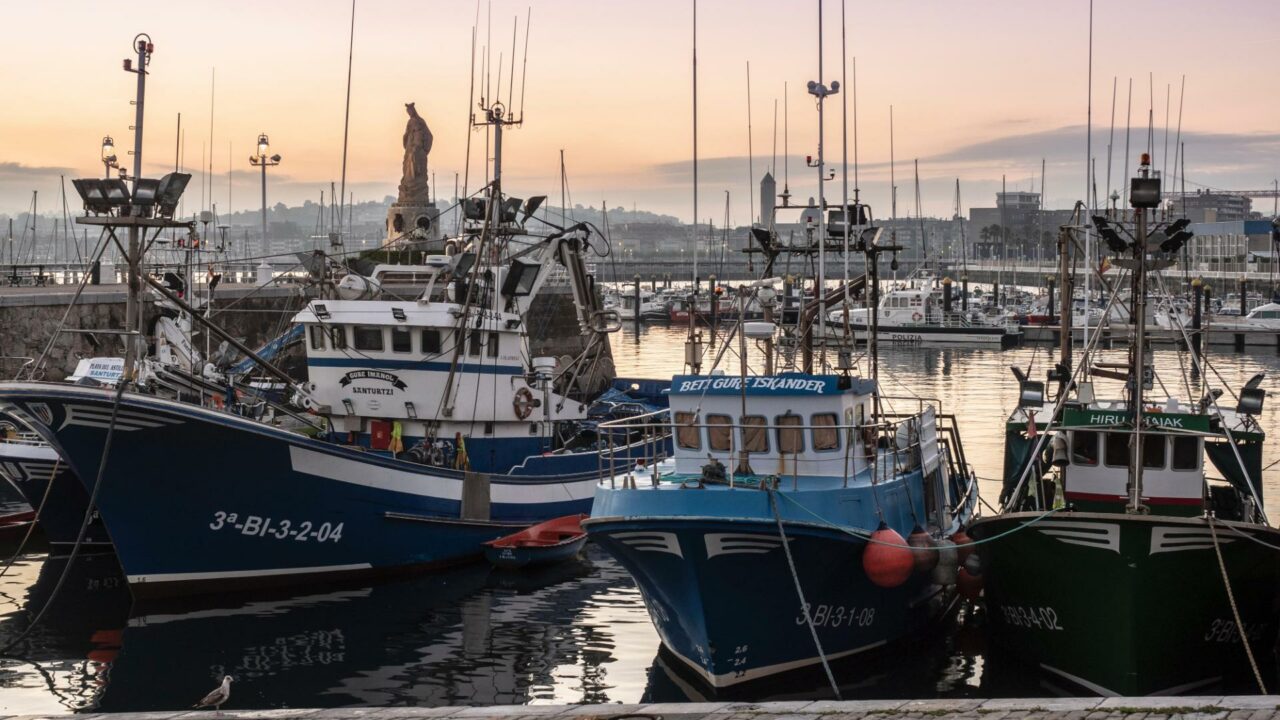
[132, 177, 163, 211]
[72, 179, 111, 214]
[500, 197, 523, 223]
[155, 172, 192, 219]
[856, 226, 883, 251]
[1130, 176, 1162, 209]
[463, 198, 487, 221]
[1165, 218, 1191, 235]
[1010, 365, 1044, 407]
[1092, 215, 1129, 253]
[501, 257, 541, 297]
[521, 196, 546, 222]
[1237, 373, 1267, 415]
[102, 179, 131, 209]
[1160, 228, 1193, 254]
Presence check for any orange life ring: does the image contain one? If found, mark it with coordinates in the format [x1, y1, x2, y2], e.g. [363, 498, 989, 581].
[912, 312, 923, 321]
[513, 387, 536, 420]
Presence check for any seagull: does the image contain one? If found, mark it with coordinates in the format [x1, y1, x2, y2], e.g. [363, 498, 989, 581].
[193, 675, 233, 712]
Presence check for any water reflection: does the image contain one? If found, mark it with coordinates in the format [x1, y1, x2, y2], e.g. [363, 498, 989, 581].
[1, 328, 1278, 711]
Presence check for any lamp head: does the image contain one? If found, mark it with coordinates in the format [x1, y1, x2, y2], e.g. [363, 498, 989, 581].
[101, 136, 115, 161]
[256, 133, 270, 157]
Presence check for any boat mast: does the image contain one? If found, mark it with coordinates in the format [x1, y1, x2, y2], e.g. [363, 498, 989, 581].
[123, 35, 153, 380]
[807, 0, 837, 371]
[1128, 155, 1153, 512]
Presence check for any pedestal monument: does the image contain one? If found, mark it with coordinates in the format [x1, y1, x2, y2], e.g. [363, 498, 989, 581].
[386, 102, 441, 245]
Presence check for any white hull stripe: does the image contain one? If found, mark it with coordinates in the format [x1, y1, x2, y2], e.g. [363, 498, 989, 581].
[613, 531, 683, 557]
[288, 446, 596, 504]
[665, 637, 887, 687]
[1150, 527, 1235, 555]
[1039, 663, 1120, 696]
[0, 443, 60, 462]
[705, 532, 787, 558]
[1033, 520, 1120, 553]
[127, 562, 372, 585]
[61, 404, 184, 432]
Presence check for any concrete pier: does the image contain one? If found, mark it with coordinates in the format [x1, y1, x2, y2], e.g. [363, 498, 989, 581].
[14, 697, 1280, 720]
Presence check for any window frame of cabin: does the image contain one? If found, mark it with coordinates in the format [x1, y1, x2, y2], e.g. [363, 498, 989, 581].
[422, 328, 443, 355]
[674, 411, 701, 450]
[811, 413, 840, 452]
[469, 329, 483, 357]
[740, 415, 768, 453]
[1171, 435, 1200, 471]
[309, 325, 326, 351]
[706, 414, 733, 451]
[391, 326, 412, 354]
[1103, 431, 1129, 468]
[487, 332, 500, 358]
[330, 326, 348, 350]
[776, 414, 804, 454]
[1070, 430, 1099, 467]
[1142, 434, 1167, 470]
[353, 326, 385, 352]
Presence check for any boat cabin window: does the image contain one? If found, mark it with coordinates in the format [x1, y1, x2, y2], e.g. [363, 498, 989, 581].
[675, 412, 700, 450]
[777, 414, 804, 454]
[1142, 434, 1167, 469]
[487, 333, 499, 358]
[354, 326, 384, 351]
[422, 329, 443, 354]
[330, 326, 347, 350]
[1071, 430, 1099, 466]
[391, 327, 412, 354]
[706, 414, 733, 451]
[309, 325, 326, 350]
[1172, 436, 1199, 471]
[469, 329, 483, 357]
[1104, 432, 1129, 467]
[741, 415, 768, 452]
[812, 413, 840, 451]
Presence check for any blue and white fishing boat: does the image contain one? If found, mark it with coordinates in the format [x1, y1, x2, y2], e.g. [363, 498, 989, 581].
[585, 359, 977, 687]
[586, 12, 977, 688]
[0, 40, 666, 596]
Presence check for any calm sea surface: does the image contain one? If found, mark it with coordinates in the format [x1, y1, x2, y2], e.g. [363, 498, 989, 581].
[3, 326, 1279, 712]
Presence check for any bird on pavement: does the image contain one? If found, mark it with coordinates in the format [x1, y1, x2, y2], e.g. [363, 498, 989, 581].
[194, 675, 233, 712]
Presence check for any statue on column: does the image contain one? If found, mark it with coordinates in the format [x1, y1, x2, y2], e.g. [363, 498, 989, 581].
[397, 102, 433, 204]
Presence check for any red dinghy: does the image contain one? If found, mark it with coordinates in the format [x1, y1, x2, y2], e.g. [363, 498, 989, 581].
[482, 514, 589, 569]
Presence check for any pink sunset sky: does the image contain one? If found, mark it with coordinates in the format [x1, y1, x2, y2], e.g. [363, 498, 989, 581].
[2, 0, 1277, 222]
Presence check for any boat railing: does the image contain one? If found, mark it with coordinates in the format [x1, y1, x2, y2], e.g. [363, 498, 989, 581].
[598, 408, 947, 490]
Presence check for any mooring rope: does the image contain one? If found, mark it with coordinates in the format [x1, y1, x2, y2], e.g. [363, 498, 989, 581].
[1207, 514, 1267, 694]
[0, 381, 126, 655]
[767, 488, 841, 699]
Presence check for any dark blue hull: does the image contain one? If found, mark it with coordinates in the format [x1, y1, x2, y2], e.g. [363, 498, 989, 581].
[586, 516, 950, 687]
[0, 433, 112, 549]
[0, 383, 609, 597]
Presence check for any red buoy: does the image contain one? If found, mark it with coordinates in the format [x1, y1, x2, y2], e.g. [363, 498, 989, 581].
[957, 566, 983, 600]
[951, 529, 974, 564]
[907, 525, 939, 573]
[863, 523, 914, 588]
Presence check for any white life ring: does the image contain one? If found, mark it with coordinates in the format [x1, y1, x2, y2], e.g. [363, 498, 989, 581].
[513, 387, 536, 420]
[912, 312, 923, 321]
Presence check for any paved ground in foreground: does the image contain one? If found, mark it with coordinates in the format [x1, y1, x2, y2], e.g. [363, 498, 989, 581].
[11, 696, 1280, 720]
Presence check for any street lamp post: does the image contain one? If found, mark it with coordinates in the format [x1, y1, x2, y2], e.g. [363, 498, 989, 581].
[249, 133, 281, 257]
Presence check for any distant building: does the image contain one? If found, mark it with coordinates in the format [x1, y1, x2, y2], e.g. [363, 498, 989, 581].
[1175, 192, 1252, 223]
[1187, 219, 1275, 273]
[969, 191, 1074, 260]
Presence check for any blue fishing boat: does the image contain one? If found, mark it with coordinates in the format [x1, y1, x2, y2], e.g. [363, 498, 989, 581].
[0, 42, 669, 597]
[585, 362, 977, 688]
[482, 514, 588, 569]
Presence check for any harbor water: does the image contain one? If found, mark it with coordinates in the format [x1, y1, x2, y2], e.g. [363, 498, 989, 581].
[2, 326, 1279, 712]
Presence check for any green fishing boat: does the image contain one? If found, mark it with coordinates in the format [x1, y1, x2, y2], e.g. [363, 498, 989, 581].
[968, 156, 1280, 696]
